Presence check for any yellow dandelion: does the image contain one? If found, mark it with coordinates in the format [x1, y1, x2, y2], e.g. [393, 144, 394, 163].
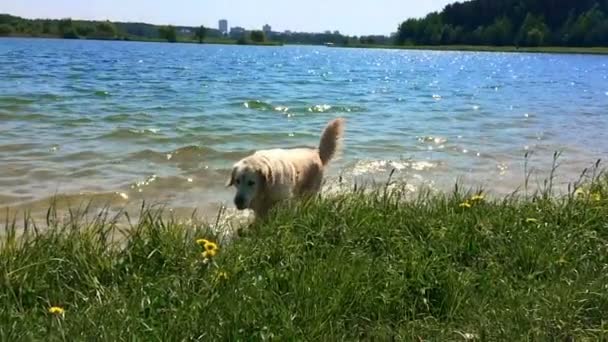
[525, 218, 538, 223]
[196, 238, 210, 246]
[459, 202, 472, 208]
[48, 306, 64, 315]
[591, 192, 601, 202]
[470, 194, 485, 202]
[202, 249, 218, 259]
[575, 188, 588, 197]
[204, 241, 219, 252]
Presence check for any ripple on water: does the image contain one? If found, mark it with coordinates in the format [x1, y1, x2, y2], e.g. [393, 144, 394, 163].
[103, 113, 154, 123]
[99, 127, 164, 141]
[0, 112, 50, 121]
[0, 96, 35, 106]
[61, 116, 94, 126]
[241, 100, 274, 111]
[128, 146, 252, 165]
[240, 100, 366, 114]
[94, 90, 111, 97]
[350, 159, 439, 176]
[0, 143, 42, 153]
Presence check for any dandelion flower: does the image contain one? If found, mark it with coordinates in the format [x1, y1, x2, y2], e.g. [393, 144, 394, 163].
[202, 249, 218, 259]
[459, 202, 472, 208]
[48, 306, 64, 315]
[575, 188, 588, 197]
[196, 238, 210, 246]
[525, 218, 538, 223]
[204, 241, 219, 252]
[470, 194, 485, 202]
[591, 192, 601, 202]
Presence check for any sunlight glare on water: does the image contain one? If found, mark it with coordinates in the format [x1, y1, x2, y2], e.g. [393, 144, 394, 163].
[0, 38, 607, 219]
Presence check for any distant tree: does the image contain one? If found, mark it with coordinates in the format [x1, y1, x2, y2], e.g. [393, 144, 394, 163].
[394, 0, 608, 47]
[194, 25, 207, 43]
[0, 23, 13, 36]
[422, 12, 443, 44]
[96, 21, 117, 38]
[525, 28, 544, 46]
[396, 18, 421, 44]
[42, 21, 52, 34]
[250, 30, 265, 42]
[75, 24, 95, 37]
[569, 5, 608, 46]
[517, 13, 549, 46]
[58, 18, 79, 39]
[159, 25, 177, 42]
[484, 17, 513, 45]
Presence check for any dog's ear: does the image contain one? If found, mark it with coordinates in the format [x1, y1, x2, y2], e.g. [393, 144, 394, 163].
[256, 164, 273, 189]
[226, 167, 236, 187]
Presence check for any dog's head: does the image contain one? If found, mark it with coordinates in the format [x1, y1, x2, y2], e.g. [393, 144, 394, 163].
[226, 158, 271, 210]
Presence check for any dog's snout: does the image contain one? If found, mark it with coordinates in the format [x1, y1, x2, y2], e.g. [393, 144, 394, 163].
[234, 195, 246, 210]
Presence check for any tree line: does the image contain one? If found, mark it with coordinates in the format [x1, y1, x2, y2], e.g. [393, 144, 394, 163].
[396, 0, 608, 47]
[0, 14, 221, 43]
[0, 14, 383, 46]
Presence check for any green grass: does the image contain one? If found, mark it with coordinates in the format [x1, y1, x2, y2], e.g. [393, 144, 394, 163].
[1, 171, 608, 340]
[339, 44, 608, 55]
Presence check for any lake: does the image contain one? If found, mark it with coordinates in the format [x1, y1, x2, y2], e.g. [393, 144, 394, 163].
[1, 38, 607, 219]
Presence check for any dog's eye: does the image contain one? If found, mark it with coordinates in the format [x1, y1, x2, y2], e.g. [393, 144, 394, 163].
[247, 181, 255, 186]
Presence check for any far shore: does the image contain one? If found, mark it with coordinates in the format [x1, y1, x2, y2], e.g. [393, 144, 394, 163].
[0, 34, 283, 47]
[335, 43, 608, 55]
[4, 35, 608, 55]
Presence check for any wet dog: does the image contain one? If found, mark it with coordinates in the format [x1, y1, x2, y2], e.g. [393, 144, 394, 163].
[226, 118, 345, 218]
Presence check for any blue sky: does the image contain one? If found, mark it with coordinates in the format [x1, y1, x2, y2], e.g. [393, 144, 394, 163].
[1, 0, 454, 36]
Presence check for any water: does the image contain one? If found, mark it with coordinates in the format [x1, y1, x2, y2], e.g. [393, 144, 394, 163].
[1, 38, 607, 218]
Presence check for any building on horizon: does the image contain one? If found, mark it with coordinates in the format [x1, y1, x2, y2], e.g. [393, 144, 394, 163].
[219, 19, 228, 35]
[230, 26, 246, 39]
[263, 24, 271, 35]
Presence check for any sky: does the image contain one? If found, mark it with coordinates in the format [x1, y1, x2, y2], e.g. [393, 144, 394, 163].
[1, 0, 454, 36]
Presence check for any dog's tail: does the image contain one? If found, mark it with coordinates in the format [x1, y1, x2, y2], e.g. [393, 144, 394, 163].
[318, 118, 345, 166]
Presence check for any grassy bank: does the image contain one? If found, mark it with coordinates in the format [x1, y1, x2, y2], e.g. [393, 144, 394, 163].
[1, 174, 607, 340]
[339, 44, 608, 55]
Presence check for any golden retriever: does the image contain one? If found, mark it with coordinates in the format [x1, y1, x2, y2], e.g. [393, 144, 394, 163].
[226, 118, 345, 218]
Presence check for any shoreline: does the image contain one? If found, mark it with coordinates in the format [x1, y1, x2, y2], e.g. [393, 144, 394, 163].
[5, 35, 608, 54]
[0, 34, 283, 47]
[336, 43, 608, 55]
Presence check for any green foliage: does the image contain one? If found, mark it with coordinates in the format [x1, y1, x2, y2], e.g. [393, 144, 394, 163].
[525, 28, 545, 47]
[484, 17, 513, 45]
[41, 21, 52, 34]
[0, 23, 13, 36]
[57, 18, 79, 39]
[95, 21, 117, 38]
[1, 172, 608, 339]
[397, 0, 608, 47]
[75, 24, 94, 37]
[158, 25, 177, 42]
[250, 30, 265, 42]
[194, 25, 207, 43]
[516, 13, 549, 46]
